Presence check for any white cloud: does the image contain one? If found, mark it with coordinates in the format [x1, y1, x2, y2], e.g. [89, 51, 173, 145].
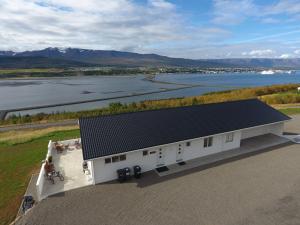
[148, 0, 175, 10]
[0, 0, 234, 57]
[294, 49, 300, 54]
[212, 0, 256, 25]
[1, 0, 300, 59]
[264, 0, 300, 15]
[280, 54, 291, 58]
[0, 0, 185, 51]
[242, 49, 275, 57]
[212, 0, 300, 26]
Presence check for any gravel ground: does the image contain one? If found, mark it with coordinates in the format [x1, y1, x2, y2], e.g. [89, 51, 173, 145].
[17, 116, 300, 225]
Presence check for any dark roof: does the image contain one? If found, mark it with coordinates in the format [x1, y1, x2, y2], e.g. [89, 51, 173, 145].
[79, 99, 290, 160]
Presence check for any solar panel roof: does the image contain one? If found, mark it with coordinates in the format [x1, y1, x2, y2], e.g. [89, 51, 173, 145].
[79, 99, 291, 160]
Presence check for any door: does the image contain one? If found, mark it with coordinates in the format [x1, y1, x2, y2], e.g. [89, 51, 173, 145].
[176, 144, 184, 162]
[157, 148, 165, 166]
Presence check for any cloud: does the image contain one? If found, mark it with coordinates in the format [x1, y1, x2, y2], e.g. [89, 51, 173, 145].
[212, 0, 256, 25]
[260, 17, 280, 24]
[212, 0, 300, 26]
[1, 0, 300, 59]
[0, 0, 185, 51]
[280, 54, 291, 59]
[148, 0, 175, 10]
[242, 49, 275, 57]
[294, 49, 300, 54]
[264, 0, 300, 15]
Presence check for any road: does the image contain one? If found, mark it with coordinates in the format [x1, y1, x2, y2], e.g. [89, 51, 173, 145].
[0, 119, 78, 132]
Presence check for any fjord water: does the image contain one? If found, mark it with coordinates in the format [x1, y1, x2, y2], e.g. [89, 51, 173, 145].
[1, 72, 300, 116]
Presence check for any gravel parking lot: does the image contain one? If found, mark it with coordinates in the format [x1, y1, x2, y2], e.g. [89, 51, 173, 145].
[17, 116, 300, 225]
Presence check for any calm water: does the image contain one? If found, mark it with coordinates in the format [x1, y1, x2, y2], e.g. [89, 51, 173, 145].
[1, 72, 300, 116]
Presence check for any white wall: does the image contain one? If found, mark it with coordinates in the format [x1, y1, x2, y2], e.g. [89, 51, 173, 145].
[92, 146, 158, 183]
[241, 122, 284, 140]
[183, 131, 241, 162]
[92, 130, 241, 184]
[36, 162, 46, 201]
[36, 140, 54, 201]
[92, 123, 285, 184]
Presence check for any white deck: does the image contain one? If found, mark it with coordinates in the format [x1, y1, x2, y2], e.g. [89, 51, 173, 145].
[41, 141, 93, 199]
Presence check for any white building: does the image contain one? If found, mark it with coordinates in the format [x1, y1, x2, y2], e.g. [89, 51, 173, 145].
[79, 99, 290, 184]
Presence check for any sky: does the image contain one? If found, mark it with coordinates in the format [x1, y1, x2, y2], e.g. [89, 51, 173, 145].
[1, 0, 300, 59]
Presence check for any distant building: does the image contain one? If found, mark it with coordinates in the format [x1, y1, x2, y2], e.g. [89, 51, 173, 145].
[79, 99, 290, 184]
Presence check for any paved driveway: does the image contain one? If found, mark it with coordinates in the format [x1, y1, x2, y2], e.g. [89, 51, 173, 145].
[17, 116, 300, 225]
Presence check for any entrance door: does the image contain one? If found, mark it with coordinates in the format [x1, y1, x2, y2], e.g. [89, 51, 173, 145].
[157, 148, 165, 166]
[176, 144, 184, 162]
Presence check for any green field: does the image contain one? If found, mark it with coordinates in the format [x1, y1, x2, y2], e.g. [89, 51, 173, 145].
[279, 108, 300, 115]
[0, 129, 80, 225]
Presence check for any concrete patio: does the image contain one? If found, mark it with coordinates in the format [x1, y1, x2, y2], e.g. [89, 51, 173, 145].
[41, 141, 93, 199]
[156, 134, 290, 176]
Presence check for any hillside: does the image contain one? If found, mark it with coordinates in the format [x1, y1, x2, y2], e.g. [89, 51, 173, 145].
[1, 47, 300, 69]
[0, 56, 94, 68]
[0, 48, 224, 68]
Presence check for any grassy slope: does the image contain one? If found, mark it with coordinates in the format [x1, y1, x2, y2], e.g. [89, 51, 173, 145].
[279, 108, 300, 115]
[0, 129, 80, 225]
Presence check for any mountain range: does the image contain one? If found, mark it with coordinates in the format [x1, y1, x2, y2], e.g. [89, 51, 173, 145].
[0, 47, 300, 69]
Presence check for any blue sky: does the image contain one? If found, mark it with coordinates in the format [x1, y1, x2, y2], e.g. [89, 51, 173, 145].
[1, 0, 300, 58]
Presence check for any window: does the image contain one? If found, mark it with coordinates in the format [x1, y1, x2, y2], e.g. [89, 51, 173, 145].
[143, 150, 148, 156]
[186, 141, 191, 147]
[226, 133, 234, 143]
[204, 137, 213, 148]
[150, 151, 156, 154]
[105, 158, 111, 164]
[120, 154, 126, 161]
[112, 156, 119, 163]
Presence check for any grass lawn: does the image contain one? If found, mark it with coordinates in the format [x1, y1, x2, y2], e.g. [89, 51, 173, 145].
[0, 129, 80, 225]
[279, 108, 300, 115]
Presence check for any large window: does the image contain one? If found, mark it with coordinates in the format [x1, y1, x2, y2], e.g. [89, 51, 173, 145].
[119, 154, 126, 161]
[143, 150, 148, 156]
[105, 158, 111, 164]
[112, 156, 119, 163]
[204, 137, 213, 148]
[105, 154, 127, 164]
[226, 133, 234, 143]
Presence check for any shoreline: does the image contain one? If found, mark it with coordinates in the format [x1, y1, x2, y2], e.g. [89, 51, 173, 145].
[1, 74, 241, 120]
[0, 68, 298, 80]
